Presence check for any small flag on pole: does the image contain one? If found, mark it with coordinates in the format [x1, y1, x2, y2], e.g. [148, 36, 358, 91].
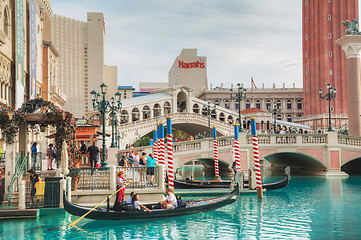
[251, 77, 257, 89]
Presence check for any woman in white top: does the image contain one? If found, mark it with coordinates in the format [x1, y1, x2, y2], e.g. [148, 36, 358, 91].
[132, 194, 151, 213]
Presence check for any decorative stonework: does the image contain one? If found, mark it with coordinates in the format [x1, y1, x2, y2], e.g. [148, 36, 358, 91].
[336, 35, 361, 58]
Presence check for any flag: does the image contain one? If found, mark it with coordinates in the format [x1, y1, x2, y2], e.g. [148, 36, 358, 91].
[251, 77, 257, 89]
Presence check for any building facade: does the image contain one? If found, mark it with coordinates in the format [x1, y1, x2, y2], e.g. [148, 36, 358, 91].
[299, 0, 358, 130]
[198, 85, 304, 128]
[169, 49, 207, 97]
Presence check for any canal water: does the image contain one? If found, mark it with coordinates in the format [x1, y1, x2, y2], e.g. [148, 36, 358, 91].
[1, 177, 361, 239]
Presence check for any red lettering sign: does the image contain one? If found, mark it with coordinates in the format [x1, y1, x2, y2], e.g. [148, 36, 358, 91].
[178, 61, 205, 69]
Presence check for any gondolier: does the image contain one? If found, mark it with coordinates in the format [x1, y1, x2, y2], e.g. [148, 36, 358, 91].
[113, 170, 131, 211]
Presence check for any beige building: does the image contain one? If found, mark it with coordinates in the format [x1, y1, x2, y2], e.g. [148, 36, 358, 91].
[139, 82, 168, 92]
[198, 84, 304, 128]
[169, 49, 207, 97]
[117, 86, 135, 100]
[104, 65, 118, 101]
[52, 12, 108, 118]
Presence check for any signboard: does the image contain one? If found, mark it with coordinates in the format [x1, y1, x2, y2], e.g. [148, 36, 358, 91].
[15, 0, 24, 108]
[30, 0, 37, 99]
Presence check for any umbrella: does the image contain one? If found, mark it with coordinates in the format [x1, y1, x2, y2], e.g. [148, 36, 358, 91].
[61, 140, 69, 177]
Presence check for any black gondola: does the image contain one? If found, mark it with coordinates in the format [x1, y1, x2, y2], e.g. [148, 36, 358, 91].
[63, 184, 240, 220]
[174, 166, 291, 191]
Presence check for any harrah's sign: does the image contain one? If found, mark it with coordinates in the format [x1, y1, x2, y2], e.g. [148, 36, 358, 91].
[178, 60, 205, 69]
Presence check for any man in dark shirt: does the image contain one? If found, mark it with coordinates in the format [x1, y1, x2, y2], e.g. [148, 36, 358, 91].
[27, 169, 39, 208]
[87, 142, 99, 169]
[80, 141, 87, 154]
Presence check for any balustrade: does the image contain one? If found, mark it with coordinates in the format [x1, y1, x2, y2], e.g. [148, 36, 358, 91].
[338, 135, 361, 146]
[302, 134, 326, 144]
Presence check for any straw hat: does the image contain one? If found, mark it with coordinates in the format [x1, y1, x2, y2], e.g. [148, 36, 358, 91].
[117, 170, 124, 175]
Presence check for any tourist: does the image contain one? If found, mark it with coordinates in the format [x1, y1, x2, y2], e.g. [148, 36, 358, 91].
[119, 155, 127, 167]
[160, 188, 178, 209]
[52, 147, 57, 167]
[139, 152, 147, 183]
[132, 193, 151, 212]
[31, 142, 37, 170]
[87, 142, 99, 170]
[27, 169, 39, 208]
[176, 195, 186, 208]
[127, 191, 135, 205]
[46, 144, 54, 170]
[80, 141, 87, 154]
[146, 153, 156, 185]
[113, 170, 131, 211]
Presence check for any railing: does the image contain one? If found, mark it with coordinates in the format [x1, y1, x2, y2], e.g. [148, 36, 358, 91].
[30, 152, 43, 171]
[302, 134, 326, 144]
[338, 135, 361, 146]
[25, 180, 61, 208]
[174, 140, 202, 152]
[116, 166, 159, 189]
[8, 152, 28, 205]
[76, 168, 110, 191]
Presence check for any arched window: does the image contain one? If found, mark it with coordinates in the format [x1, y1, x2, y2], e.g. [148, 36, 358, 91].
[163, 101, 171, 115]
[276, 100, 282, 109]
[266, 100, 271, 110]
[219, 113, 225, 122]
[297, 100, 302, 109]
[153, 103, 161, 117]
[277, 114, 282, 121]
[255, 100, 261, 109]
[246, 100, 251, 109]
[193, 103, 199, 113]
[227, 115, 233, 124]
[131, 108, 140, 122]
[287, 115, 292, 122]
[224, 100, 230, 109]
[143, 105, 150, 119]
[4, 7, 10, 36]
[211, 109, 216, 119]
[287, 100, 292, 109]
[214, 99, 220, 106]
[120, 110, 129, 123]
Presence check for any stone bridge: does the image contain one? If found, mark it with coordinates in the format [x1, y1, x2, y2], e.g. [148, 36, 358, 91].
[119, 132, 361, 177]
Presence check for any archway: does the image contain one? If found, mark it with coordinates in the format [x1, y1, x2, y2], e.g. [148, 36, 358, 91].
[177, 91, 187, 113]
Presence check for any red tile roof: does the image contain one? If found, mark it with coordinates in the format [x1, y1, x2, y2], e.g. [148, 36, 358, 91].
[241, 107, 266, 114]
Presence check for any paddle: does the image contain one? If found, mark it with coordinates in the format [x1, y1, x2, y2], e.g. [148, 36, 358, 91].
[49, 183, 128, 230]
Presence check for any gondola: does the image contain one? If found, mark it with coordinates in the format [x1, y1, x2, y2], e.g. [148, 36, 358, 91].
[63, 182, 240, 220]
[174, 166, 291, 191]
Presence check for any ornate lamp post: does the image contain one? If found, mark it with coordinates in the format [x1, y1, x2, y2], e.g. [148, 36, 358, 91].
[230, 83, 247, 131]
[109, 92, 122, 147]
[202, 102, 216, 138]
[268, 101, 281, 131]
[319, 83, 337, 132]
[90, 83, 121, 169]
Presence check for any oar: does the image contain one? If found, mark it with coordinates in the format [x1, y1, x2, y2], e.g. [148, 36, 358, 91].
[49, 183, 128, 230]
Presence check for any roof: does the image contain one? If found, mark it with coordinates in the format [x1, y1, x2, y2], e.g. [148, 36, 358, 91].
[122, 92, 172, 106]
[241, 107, 266, 114]
[277, 120, 312, 129]
[118, 86, 135, 90]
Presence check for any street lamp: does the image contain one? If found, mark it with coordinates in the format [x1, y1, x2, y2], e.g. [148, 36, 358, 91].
[202, 102, 216, 137]
[319, 83, 337, 132]
[268, 101, 281, 132]
[90, 83, 121, 169]
[109, 94, 122, 147]
[230, 83, 247, 131]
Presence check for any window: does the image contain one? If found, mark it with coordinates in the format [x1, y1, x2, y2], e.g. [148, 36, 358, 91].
[266, 100, 271, 110]
[287, 100, 292, 109]
[328, 33, 332, 39]
[329, 70, 333, 75]
[305, 34, 308, 40]
[256, 100, 261, 109]
[305, 51, 308, 57]
[306, 104, 309, 109]
[329, 51, 332, 57]
[246, 100, 251, 109]
[306, 69, 308, 74]
[277, 115, 282, 121]
[287, 115, 292, 122]
[276, 100, 282, 109]
[297, 100, 302, 110]
[331, 106, 334, 112]
[4, 8, 10, 36]
[214, 100, 220, 106]
[235, 102, 239, 111]
[305, 17, 307, 23]
[306, 86, 309, 91]
[225, 100, 230, 109]
[328, 15, 331, 21]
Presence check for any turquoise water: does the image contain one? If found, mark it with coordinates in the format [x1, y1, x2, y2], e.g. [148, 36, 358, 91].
[1, 177, 361, 239]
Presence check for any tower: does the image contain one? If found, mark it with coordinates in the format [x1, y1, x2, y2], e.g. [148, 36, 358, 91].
[301, 0, 358, 130]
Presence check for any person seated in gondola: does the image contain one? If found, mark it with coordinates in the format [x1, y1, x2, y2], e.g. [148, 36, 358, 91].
[127, 192, 135, 205]
[160, 188, 178, 209]
[113, 170, 131, 211]
[185, 176, 191, 183]
[200, 180, 210, 185]
[176, 195, 186, 208]
[132, 193, 151, 213]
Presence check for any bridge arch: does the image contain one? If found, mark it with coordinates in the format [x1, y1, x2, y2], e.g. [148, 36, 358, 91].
[164, 101, 171, 115]
[341, 156, 361, 175]
[178, 157, 232, 179]
[131, 107, 140, 122]
[262, 152, 327, 174]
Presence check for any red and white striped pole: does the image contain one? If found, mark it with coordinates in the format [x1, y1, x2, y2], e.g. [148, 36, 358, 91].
[234, 123, 241, 172]
[166, 116, 174, 189]
[159, 123, 166, 181]
[212, 126, 220, 180]
[153, 128, 158, 163]
[251, 116, 263, 198]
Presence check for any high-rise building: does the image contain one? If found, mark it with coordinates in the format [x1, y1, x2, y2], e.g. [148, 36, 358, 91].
[52, 12, 107, 117]
[298, 0, 358, 130]
[169, 49, 207, 97]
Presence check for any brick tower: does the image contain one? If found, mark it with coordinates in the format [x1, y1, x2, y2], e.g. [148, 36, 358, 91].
[300, 0, 358, 130]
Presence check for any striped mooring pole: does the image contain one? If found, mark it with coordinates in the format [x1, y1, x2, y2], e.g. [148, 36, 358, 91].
[212, 126, 220, 179]
[166, 116, 174, 189]
[234, 123, 241, 172]
[159, 123, 166, 181]
[250, 116, 263, 198]
[153, 128, 158, 163]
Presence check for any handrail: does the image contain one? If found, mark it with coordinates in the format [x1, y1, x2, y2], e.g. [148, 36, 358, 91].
[8, 152, 28, 206]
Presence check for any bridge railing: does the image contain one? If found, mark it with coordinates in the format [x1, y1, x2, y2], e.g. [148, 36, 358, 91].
[174, 140, 202, 152]
[338, 134, 361, 146]
[302, 134, 327, 144]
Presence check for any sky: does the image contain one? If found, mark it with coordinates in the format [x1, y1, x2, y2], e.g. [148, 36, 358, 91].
[51, 1, 304, 90]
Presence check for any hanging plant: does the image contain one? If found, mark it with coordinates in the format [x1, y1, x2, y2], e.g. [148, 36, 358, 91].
[0, 103, 18, 144]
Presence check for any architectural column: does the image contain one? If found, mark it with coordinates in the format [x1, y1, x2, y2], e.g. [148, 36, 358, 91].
[336, 36, 361, 136]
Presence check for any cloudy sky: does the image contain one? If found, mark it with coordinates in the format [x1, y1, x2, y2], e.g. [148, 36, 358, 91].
[51, 1, 304, 90]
